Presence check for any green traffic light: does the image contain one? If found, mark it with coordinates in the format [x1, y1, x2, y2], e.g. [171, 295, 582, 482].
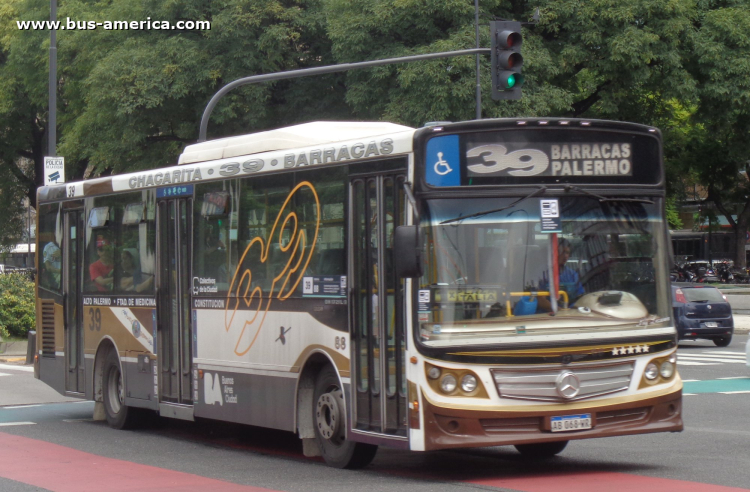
[507, 74, 516, 89]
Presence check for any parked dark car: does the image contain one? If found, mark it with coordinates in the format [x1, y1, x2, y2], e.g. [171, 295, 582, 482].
[672, 283, 734, 346]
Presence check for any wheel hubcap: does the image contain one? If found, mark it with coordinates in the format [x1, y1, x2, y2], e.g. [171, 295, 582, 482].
[316, 388, 343, 442]
[108, 367, 123, 413]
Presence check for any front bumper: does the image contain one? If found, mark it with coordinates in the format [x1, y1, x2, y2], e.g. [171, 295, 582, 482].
[421, 388, 683, 451]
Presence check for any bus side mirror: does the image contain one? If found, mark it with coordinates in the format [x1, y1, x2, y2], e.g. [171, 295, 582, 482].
[394, 225, 423, 278]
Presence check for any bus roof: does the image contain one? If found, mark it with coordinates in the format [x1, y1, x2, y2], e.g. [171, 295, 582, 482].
[178, 121, 414, 165]
[38, 121, 416, 202]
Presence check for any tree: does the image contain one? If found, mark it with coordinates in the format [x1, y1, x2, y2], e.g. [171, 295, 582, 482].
[57, 0, 351, 177]
[0, 0, 50, 209]
[672, 3, 750, 266]
[322, 0, 696, 126]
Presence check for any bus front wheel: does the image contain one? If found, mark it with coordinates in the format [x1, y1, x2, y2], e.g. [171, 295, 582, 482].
[313, 365, 377, 469]
[102, 350, 140, 429]
[514, 440, 568, 458]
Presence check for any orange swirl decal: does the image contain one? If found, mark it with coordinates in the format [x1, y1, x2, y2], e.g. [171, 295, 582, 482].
[224, 181, 320, 356]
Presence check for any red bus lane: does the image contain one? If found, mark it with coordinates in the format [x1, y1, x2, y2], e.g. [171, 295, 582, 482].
[2, 430, 748, 492]
[0, 432, 278, 492]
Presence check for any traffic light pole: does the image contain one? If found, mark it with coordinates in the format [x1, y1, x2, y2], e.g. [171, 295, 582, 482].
[198, 48, 490, 142]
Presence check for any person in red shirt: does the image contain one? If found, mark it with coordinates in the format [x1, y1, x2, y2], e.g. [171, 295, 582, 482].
[89, 237, 114, 292]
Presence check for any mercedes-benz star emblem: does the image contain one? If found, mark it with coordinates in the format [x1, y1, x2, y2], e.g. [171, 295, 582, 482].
[556, 371, 581, 399]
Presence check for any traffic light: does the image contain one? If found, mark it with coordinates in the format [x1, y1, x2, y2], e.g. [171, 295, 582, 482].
[490, 20, 524, 100]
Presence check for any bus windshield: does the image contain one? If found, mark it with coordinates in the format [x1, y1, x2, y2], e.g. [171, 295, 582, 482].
[417, 195, 671, 348]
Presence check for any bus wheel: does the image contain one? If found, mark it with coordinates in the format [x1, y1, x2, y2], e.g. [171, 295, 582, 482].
[313, 365, 377, 469]
[514, 440, 568, 458]
[102, 351, 139, 430]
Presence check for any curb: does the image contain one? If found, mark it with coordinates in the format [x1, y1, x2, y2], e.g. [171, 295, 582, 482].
[0, 357, 29, 365]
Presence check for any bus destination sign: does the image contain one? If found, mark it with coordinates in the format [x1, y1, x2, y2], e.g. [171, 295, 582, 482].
[423, 130, 660, 187]
[466, 143, 632, 178]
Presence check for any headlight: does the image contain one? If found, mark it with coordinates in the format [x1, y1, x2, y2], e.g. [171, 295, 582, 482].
[645, 362, 659, 380]
[461, 374, 477, 393]
[660, 361, 675, 379]
[668, 352, 677, 364]
[427, 366, 441, 380]
[440, 374, 457, 393]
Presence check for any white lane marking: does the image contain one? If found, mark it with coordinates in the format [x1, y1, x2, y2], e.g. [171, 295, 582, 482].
[0, 422, 35, 427]
[694, 354, 746, 359]
[719, 391, 750, 394]
[718, 376, 750, 380]
[683, 393, 697, 396]
[0, 373, 10, 377]
[2, 405, 42, 409]
[677, 356, 746, 363]
[682, 379, 700, 382]
[705, 351, 744, 356]
[0, 364, 33, 373]
[677, 361, 716, 366]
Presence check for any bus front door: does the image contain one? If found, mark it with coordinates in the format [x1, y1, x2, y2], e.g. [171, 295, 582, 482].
[64, 209, 85, 394]
[350, 173, 408, 441]
[156, 197, 194, 418]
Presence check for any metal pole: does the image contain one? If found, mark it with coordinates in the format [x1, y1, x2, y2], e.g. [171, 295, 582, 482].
[49, 0, 57, 157]
[474, 0, 482, 120]
[708, 210, 713, 268]
[198, 48, 490, 142]
[26, 198, 31, 268]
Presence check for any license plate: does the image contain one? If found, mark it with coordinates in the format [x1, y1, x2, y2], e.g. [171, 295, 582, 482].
[704, 322, 718, 328]
[551, 414, 592, 432]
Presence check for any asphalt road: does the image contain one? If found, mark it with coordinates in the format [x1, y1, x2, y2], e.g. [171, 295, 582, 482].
[0, 338, 749, 492]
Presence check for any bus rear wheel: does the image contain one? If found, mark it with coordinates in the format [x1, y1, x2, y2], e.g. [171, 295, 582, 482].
[514, 440, 568, 458]
[313, 365, 377, 469]
[102, 350, 140, 430]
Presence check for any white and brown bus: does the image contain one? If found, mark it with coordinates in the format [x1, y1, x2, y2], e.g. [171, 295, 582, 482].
[35, 118, 681, 468]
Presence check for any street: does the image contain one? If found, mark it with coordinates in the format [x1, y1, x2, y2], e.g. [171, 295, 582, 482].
[0, 337, 749, 492]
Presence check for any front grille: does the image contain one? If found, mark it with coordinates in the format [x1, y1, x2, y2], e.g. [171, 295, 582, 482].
[491, 361, 634, 402]
[480, 416, 541, 433]
[596, 406, 649, 427]
[40, 300, 56, 358]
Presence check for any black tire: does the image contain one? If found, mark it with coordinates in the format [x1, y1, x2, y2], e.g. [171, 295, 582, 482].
[102, 350, 140, 429]
[713, 336, 732, 347]
[514, 440, 569, 458]
[313, 365, 377, 469]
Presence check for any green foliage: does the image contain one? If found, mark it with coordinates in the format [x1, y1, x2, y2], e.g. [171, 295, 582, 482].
[1, 0, 749, 264]
[0, 273, 35, 339]
[665, 196, 683, 230]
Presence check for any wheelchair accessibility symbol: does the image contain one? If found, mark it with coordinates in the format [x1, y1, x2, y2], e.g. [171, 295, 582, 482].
[434, 152, 453, 176]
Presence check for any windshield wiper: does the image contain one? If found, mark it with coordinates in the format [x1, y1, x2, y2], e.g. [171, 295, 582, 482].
[564, 185, 654, 204]
[439, 186, 547, 225]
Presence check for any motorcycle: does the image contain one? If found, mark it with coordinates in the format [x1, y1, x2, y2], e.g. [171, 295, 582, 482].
[716, 262, 734, 283]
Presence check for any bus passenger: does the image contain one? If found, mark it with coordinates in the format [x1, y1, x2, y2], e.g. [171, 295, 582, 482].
[120, 248, 153, 293]
[42, 236, 62, 288]
[538, 237, 584, 311]
[89, 237, 114, 292]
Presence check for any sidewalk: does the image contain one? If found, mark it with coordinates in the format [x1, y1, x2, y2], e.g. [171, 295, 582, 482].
[0, 340, 29, 365]
[732, 314, 750, 335]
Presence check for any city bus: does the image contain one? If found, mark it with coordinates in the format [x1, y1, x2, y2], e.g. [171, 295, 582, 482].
[35, 118, 682, 468]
